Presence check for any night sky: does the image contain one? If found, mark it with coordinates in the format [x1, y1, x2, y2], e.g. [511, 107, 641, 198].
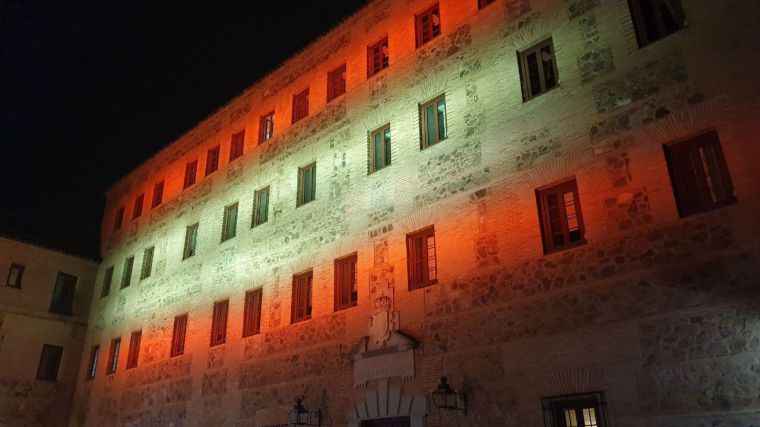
[0, 0, 368, 258]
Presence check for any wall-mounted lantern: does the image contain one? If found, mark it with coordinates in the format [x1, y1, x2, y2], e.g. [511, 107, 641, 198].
[431, 376, 467, 416]
[288, 398, 321, 426]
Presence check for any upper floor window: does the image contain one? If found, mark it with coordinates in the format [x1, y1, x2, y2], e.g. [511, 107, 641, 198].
[206, 145, 220, 176]
[415, 3, 441, 48]
[478, 0, 496, 9]
[370, 124, 392, 173]
[334, 253, 358, 311]
[183, 159, 198, 190]
[106, 338, 120, 375]
[6, 262, 24, 289]
[183, 223, 199, 260]
[221, 203, 239, 242]
[518, 38, 558, 101]
[126, 330, 141, 370]
[152, 180, 164, 208]
[253, 186, 270, 227]
[171, 314, 188, 357]
[121, 256, 134, 289]
[113, 206, 125, 231]
[420, 95, 447, 149]
[663, 130, 736, 217]
[542, 392, 608, 427]
[259, 111, 275, 144]
[36, 344, 63, 381]
[536, 178, 586, 254]
[367, 37, 389, 78]
[230, 130, 245, 162]
[140, 246, 154, 280]
[407, 226, 438, 290]
[291, 270, 313, 323]
[327, 63, 347, 103]
[210, 300, 229, 347]
[292, 89, 310, 124]
[86, 345, 99, 380]
[297, 163, 317, 207]
[132, 194, 144, 220]
[49, 272, 77, 316]
[101, 266, 114, 298]
[243, 288, 263, 337]
[628, 0, 685, 47]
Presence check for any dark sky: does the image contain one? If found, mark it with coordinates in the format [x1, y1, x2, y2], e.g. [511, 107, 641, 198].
[0, 0, 368, 258]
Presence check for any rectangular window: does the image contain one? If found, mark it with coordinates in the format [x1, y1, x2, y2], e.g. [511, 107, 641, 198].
[628, 0, 685, 47]
[542, 392, 608, 427]
[664, 130, 736, 217]
[420, 95, 447, 149]
[126, 330, 141, 370]
[478, 0, 496, 9]
[171, 314, 188, 357]
[49, 272, 77, 316]
[334, 253, 358, 311]
[406, 226, 438, 290]
[297, 163, 317, 207]
[259, 111, 275, 144]
[183, 223, 199, 260]
[86, 346, 99, 380]
[230, 130, 245, 162]
[536, 178, 586, 254]
[243, 288, 263, 337]
[206, 145, 220, 176]
[183, 159, 198, 189]
[367, 37, 389, 78]
[291, 271, 313, 323]
[113, 206, 125, 231]
[36, 344, 63, 381]
[106, 338, 120, 375]
[222, 203, 239, 242]
[518, 38, 559, 101]
[121, 256, 134, 289]
[132, 194, 144, 220]
[6, 262, 24, 288]
[292, 88, 310, 124]
[369, 124, 392, 173]
[327, 63, 347, 102]
[415, 3, 441, 48]
[140, 246, 154, 280]
[210, 300, 229, 347]
[101, 266, 114, 298]
[252, 187, 270, 227]
[152, 181, 164, 208]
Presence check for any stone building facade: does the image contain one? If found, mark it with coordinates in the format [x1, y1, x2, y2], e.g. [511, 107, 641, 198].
[0, 235, 97, 426]
[73, 0, 760, 426]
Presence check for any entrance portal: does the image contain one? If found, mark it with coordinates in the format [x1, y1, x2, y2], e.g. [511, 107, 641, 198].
[361, 417, 411, 427]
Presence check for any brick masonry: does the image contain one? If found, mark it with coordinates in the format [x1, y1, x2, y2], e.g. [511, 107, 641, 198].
[73, 0, 760, 426]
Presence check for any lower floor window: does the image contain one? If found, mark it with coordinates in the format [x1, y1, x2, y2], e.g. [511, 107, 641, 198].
[542, 392, 607, 427]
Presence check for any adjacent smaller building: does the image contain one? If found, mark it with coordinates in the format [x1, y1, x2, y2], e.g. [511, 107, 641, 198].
[0, 234, 97, 427]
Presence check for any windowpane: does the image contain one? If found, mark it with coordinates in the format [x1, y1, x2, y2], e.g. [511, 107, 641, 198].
[230, 130, 245, 162]
[253, 187, 270, 227]
[519, 38, 558, 101]
[542, 392, 607, 427]
[298, 163, 317, 206]
[222, 203, 239, 242]
[415, 4, 441, 47]
[292, 89, 310, 124]
[6, 263, 24, 288]
[101, 266, 113, 298]
[184, 160, 198, 189]
[106, 338, 120, 375]
[206, 146, 220, 176]
[368, 37, 389, 78]
[121, 256, 134, 289]
[437, 100, 447, 140]
[184, 223, 199, 259]
[421, 95, 446, 149]
[292, 271, 313, 323]
[328, 64, 347, 102]
[86, 346, 99, 380]
[628, 0, 684, 47]
[370, 125, 391, 173]
[259, 111, 275, 144]
[152, 181, 164, 208]
[407, 227, 437, 290]
[243, 288, 263, 337]
[36, 344, 63, 381]
[537, 179, 586, 254]
[50, 272, 77, 316]
[132, 194, 144, 220]
[141, 247, 154, 280]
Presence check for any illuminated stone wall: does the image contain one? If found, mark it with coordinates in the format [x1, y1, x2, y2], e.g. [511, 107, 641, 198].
[74, 0, 760, 426]
[0, 237, 97, 427]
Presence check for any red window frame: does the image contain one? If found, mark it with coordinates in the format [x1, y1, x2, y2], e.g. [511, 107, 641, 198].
[327, 63, 347, 103]
[415, 3, 442, 48]
[171, 314, 188, 357]
[183, 159, 198, 189]
[210, 300, 229, 347]
[152, 180, 164, 208]
[291, 271, 313, 323]
[292, 89, 310, 124]
[230, 130, 245, 162]
[205, 145, 220, 176]
[126, 330, 141, 369]
[536, 178, 586, 254]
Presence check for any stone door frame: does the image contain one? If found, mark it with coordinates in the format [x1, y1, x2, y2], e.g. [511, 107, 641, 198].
[347, 379, 428, 427]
